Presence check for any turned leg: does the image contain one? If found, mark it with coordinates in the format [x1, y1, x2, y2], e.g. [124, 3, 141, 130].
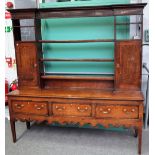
[26, 121, 31, 129]
[138, 127, 142, 155]
[10, 120, 16, 143]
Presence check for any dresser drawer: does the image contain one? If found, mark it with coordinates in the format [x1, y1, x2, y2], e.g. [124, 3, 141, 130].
[95, 105, 138, 119]
[53, 103, 91, 117]
[12, 100, 48, 115]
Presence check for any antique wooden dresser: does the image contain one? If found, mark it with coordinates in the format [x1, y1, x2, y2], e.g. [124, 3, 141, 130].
[7, 2, 146, 154]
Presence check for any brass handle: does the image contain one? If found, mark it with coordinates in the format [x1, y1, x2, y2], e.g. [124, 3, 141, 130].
[34, 64, 37, 68]
[102, 111, 109, 114]
[100, 108, 111, 114]
[15, 104, 24, 109]
[34, 104, 44, 107]
[131, 108, 135, 112]
[123, 108, 127, 112]
[77, 106, 88, 112]
[116, 63, 120, 68]
[123, 108, 136, 114]
[123, 108, 136, 113]
[34, 104, 44, 110]
[55, 106, 65, 111]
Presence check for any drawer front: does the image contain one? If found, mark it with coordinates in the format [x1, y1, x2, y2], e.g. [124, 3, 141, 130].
[53, 103, 91, 117]
[95, 105, 138, 119]
[12, 100, 48, 115]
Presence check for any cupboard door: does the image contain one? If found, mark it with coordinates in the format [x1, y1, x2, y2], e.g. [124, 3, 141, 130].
[115, 40, 141, 90]
[16, 43, 39, 88]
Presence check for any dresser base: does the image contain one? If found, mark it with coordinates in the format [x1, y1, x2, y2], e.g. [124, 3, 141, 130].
[8, 89, 144, 155]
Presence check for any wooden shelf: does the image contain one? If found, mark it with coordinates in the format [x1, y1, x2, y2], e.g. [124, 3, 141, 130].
[41, 75, 114, 81]
[43, 72, 114, 75]
[116, 22, 142, 25]
[40, 58, 114, 62]
[15, 39, 141, 43]
[38, 39, 114, 43]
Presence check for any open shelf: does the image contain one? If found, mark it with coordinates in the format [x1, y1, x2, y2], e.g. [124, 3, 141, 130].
[42, 72, 114, 75]
[116, 22, 142, 25]
[41, 75, 114, 81]
[41, 71, 114, 81]
[38, 39, 114, 43]
[40, 58, 114, 62]
[15, 39, 141, 43]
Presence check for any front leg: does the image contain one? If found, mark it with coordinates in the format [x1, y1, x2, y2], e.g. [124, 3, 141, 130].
[138, 127, 142, 155]
[10, 120, 16, 143]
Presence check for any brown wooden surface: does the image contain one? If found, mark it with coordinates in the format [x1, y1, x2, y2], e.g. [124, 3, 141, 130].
[43, 79, 114, 90]
[53, 103, 92, 117]
[40, 58, 114, 62]
[8, 3, 146, 19]
[41, 75, 114, 81]
[7, 89, 144, 101]
[15, 43, 39, 89]
[12, 100, 48, 116]
[95, 105, 138, 119]
[115, 40, 141, 90]
[38, 39, 114, 43]
[7, 3, 146, 154]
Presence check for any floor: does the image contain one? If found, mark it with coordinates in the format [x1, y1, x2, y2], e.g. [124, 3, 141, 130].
[5, 106, 10, 120]
[5, 108, 149, 155]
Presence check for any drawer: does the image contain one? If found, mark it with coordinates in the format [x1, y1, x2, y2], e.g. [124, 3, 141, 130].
[95, 105, 138, 119]
[53, 103, 91, 117]
[12, 100, 48, 115]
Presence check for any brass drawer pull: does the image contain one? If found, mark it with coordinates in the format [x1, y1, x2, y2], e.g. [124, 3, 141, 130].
[34, 104, 44, 110]
[123, 108, 127, 112]
[55, 106, 65, 111]
[131, 108, 135, 112]
[100, 108, 111, 114]
[15, 104, 24, 109]
[123, 108, 136, 114]
[123, 108, 130, 114]
[77, 106, 88, 112]
[34, 104, 44, 107]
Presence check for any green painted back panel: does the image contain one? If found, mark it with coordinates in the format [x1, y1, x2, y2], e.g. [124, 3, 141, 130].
[42, 16, 115, 73]
[40, 1, 130, 74]
[40, 1, 129, 74]
[40, 15, 129, 73]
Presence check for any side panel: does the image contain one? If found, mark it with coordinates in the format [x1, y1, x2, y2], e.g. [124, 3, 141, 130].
[15, 43, 39, 89]
[115, 40, 141, 90]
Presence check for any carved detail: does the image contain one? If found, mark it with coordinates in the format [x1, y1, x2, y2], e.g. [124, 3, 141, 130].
[14, 117, 138, 128]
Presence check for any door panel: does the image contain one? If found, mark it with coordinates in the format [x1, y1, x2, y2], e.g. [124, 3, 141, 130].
[16, 43, 39, 88]
[115, 40, 141, 90]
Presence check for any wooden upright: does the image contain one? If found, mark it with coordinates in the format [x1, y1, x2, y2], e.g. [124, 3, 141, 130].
[7, 3, 146, 154]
